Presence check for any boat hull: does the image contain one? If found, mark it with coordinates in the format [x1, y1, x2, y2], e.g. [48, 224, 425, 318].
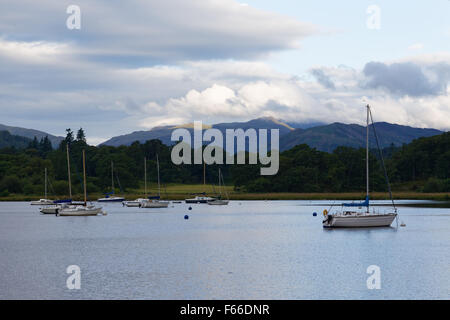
[40, 206, 62, 214]
[207, 200, 229, 205]
[141, 201, 169, 208]
[185, 199, 208, 204]
[97, 197, 125, 202]
[124, 201, 141, 207]
[31, 199, 54, 205]
[323, 213, 397, 228]
[58, 206, 103, 216]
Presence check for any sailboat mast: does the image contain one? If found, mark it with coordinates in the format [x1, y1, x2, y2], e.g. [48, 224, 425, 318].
[218, 168, 222, 196]
[44, 167, 47, 199]
[66, 144, 72, 198]
[111, 161, 114, 192]
[144, 157, 147, 197]
[366, 104, 370, 212]
[203, 162, 206, 191]
[156, 154, 161, 197]
[83, 150, 87, 206]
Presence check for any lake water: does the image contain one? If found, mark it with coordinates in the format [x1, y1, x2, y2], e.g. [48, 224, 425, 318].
[0, 200, 449, 300]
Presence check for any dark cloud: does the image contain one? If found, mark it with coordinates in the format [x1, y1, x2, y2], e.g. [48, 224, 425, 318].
[0, 0, 316, 66]
[362, 61, 449, 96]
[310, 68, 335, 89]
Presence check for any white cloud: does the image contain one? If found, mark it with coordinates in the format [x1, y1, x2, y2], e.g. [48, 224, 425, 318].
[408, 43, 424, 50]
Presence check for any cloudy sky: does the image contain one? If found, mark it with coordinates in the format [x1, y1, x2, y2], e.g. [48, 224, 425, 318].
[0, 0, 449, 144]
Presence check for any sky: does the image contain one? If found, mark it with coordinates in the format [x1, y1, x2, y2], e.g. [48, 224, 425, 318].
[0, 0, 449, 145]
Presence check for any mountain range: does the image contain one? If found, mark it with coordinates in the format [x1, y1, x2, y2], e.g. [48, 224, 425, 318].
[0, 118, 444, 152]
[100, 117, 443, 152]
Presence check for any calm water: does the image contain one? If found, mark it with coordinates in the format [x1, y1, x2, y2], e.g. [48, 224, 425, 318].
[0, 200, 449, 300]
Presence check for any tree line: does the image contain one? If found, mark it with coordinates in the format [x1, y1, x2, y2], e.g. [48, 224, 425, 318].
[0, 128, 448, 197]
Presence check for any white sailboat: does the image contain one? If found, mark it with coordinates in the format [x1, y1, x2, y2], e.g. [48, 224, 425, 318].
[185, 162, 216, 203]
[31, 168, 54, 205]
[141, 154, 169, 208]
[97, 161, 125, 202]
[59, 149, 104, 216]
[40, 145, 73, 214]
[322, 105, 398, 228]
[124, 157, 150, 207]
[208, 168, 229, 205]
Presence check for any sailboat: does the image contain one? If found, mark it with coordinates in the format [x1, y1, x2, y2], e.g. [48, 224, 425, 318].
[185, 162, 216, 203]
[124, 157, 150, 207]
[322, 105, 398, 228]
[97, 161, 125, 202]
[40, 145, 73, 214]
[59, 149, 104, 216]
[208, 168, 229, 205]
[30, 168, 54, 205]
[141, 154, 169, 208]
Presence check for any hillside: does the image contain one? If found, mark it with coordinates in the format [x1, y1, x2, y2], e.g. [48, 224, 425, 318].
[100, 117, 295, 147]
[0, 124, 63, 149]
[280, 122, 443, 152]
[101, 117, 443, 153]
[0, 131, 32, 149]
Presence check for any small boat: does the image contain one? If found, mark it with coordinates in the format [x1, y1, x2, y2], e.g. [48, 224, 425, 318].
[185, 194, 216, 203]
[31, 198, 54, 205]
[59, 149, 104, 216]
[140, 155, 169, 209]
[70, 201, 86, 205]
[59, 205, 103, 216]
[98, 194, 125, 202]
[98, 161, 125, 202]
[207, 168, 229, 205]
[31, 168, 53, 205]
[124, 158, 150, 207]
[40, 203, 71, 214]
[207, 199, 229, 205]
[323, 105, 397, 228]
[141, 197, 169, 208]
[123, 198, 148, 207]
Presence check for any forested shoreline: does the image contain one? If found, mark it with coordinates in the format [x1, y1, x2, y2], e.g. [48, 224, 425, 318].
[0, 128, 449, 198]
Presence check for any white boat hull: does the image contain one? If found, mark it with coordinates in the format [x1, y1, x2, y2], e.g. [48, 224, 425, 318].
[207, 200, 229, 205]
[141, 201, 169, 208]
[58, 206, 103, 216]
[40, 205, 62, 214]
[124, 201, 141, 207]
[323, 213, 397, 228]
[31, 199, 54, 205]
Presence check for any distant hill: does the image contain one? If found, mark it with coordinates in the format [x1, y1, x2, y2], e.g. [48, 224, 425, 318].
[280, 122, 443, 152]
[0, 130, 32, 149]
[100, 117, 295, 148]
[0, 124, 64, 149]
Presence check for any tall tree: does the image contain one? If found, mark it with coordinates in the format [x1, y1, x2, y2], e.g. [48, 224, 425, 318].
[76, 128, 86, 143]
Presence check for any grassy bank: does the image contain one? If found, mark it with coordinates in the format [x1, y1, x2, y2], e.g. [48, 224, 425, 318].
[1, 184, 449, 201]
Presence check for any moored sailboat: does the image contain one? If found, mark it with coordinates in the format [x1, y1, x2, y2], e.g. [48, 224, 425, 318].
[124, 157, 150, 207]
[322, 105, 398, 228]
[40, 145, 73, 214]
[97, 161, 125, 202]
[208, 168, 229, 205]
[141, 154, 169, 208]
[59, 149, 104, 216]
[31, 168, 54, 205]
[185, 162, 216, 203]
